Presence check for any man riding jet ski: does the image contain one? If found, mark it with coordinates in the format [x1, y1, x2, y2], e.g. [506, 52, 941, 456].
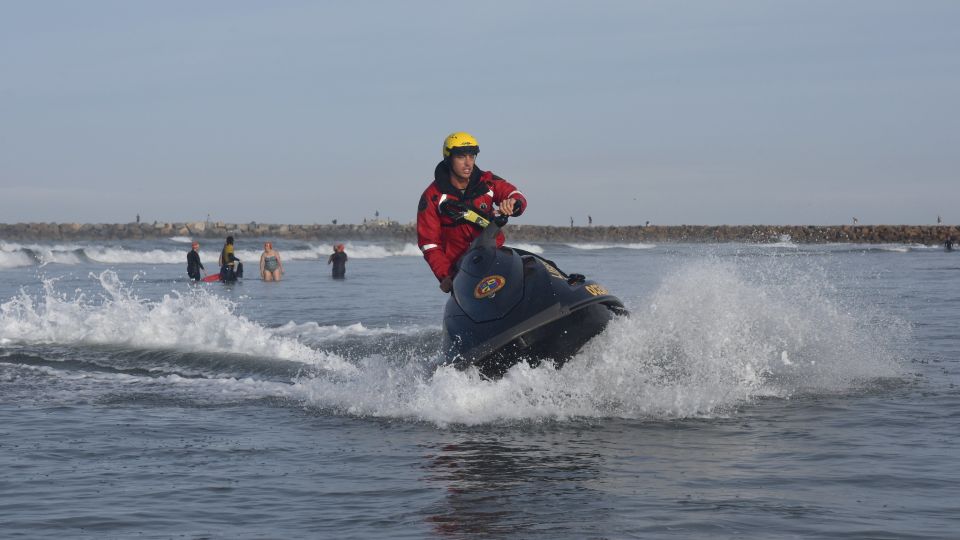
[417, 131, 626, 377]
[439, 205, 627, 378]
[417, 132, 527, 293]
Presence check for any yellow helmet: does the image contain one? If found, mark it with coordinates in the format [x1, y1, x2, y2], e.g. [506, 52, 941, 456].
[442, 132, 480, 158]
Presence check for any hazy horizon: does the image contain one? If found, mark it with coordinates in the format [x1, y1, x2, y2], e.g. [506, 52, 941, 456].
[2, 1, 958, 226]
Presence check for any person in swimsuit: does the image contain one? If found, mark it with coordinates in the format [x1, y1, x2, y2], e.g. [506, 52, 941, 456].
[259, 241, 284, 281]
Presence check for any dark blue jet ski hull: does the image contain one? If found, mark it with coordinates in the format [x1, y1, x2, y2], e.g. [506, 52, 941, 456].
[442, 245, 626, 379]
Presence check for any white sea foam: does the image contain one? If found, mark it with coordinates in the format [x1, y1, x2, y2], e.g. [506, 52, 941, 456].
[169, 236, 194, 243]
[0, 239, 510, 270]
[225, 242, 420, 262]
[758, 235, 799, 248]
[0, 249, 35, 269]
[1, 261, 906, 425]
[875, 244, 938, 253]
[566, 243, 656, 250]
[821, 243, 935, 253]
[0, 241, 424, 267]
[332, 242, 422, 259]
[1, 242, 86, 266]
[83, 246, 210, 265]
[291, 259, 905, 425]
[273, 321, 429, 342]
[0, 270, 355, 373]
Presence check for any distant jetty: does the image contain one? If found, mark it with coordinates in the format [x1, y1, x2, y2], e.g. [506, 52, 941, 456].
[1, 222, 957, 245]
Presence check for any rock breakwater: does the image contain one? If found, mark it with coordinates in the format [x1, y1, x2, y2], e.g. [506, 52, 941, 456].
[0, 222, 957, 245]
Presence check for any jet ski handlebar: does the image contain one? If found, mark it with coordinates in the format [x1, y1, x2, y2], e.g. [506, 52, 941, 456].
[439, 200, 508, 229]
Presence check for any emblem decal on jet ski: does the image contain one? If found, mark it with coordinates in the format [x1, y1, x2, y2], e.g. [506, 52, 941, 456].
[474, 275, 507, 299]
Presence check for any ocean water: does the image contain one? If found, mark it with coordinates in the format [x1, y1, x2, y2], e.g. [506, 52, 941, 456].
[1, 236, 957, 539]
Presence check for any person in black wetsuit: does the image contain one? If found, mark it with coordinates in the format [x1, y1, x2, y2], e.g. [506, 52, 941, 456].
[187, 241, 205, 281]
[946, 237, 955, 252]
[328, 244, 347, 279]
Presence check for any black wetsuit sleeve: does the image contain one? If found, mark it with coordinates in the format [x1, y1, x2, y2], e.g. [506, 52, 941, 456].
[187, 251, 203, 277]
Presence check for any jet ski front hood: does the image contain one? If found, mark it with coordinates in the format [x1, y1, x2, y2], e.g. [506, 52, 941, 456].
[451, 223, 524, 323]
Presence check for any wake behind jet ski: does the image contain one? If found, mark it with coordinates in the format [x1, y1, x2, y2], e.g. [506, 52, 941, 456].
[441, 204, 627, 378]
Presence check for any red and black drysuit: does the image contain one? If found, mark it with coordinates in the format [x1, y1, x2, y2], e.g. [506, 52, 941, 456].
[417, 161, 527, 282]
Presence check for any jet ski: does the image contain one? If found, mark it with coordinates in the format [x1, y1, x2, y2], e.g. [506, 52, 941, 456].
[441, 205, 628, 378]
[218, 261, 244, 282]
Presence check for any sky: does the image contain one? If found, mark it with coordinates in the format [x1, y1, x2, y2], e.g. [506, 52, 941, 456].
[1, 1, 958, 226]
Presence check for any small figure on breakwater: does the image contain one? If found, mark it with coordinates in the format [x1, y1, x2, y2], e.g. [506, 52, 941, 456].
[328, 244, 347, 278]
[853, 217, 859, 225]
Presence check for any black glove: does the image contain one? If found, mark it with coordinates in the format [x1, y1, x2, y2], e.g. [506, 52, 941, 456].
[439, 276, 453, 293]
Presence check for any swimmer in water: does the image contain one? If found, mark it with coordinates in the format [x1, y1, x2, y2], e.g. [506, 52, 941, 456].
[259, 241, 284, 281]
[328, 244, 347, 279]
[187, 241, 205, 281]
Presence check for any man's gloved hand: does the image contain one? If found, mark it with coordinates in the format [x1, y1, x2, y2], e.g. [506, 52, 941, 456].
[439, 276, 453, 293]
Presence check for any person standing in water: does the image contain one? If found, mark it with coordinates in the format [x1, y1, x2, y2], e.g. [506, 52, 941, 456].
[218, 235, 243, 281]
[259, 241, 284, 281]
[416, 132, 527, 292]
[186, 241, 205, 281]
[328, 244, 347, 279]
